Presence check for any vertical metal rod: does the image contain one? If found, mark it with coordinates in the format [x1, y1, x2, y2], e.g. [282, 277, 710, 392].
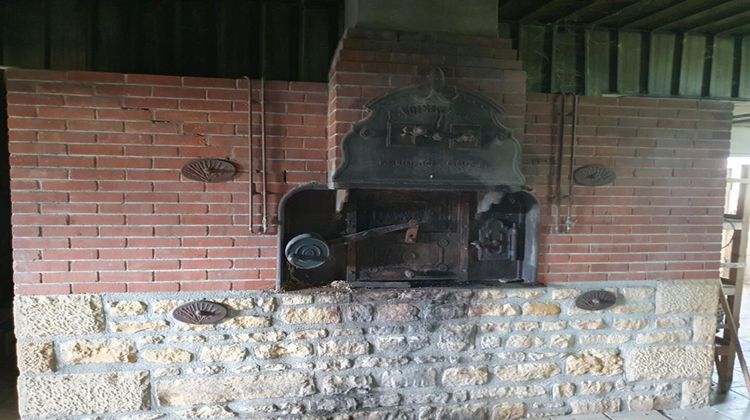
[565, 94, 578, 233]
[554, 94, 567, 233]
[244, 76, 254, 234]
[260, 77, 269, 233]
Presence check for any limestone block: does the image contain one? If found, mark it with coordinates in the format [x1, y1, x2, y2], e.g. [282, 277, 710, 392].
[656, 280, 719, 314]
[280, 307, 341, 324]
[141, 348, 192, 364]
[15, 294, 104, 338]
[681, 379, 711, 408]
[527, 352, 565, 361]
[625, 345, 713, 380]
[153, 367, 181, 377]
[693, 316, 717, 343]
[542, 321, 567, 331]
[332, 327, 362, 336]
[218, 297, 256, 311]
[468, 304, 521, 317]
[381, 368, 437, 388]
[629, 395, 655, 411]
[167, 335, 207, 344]
[636, 331, 690, 344]
[549, 334, 574, 349]
[319, 374, 373, 395]
[506, 335, 543, 349]
[507, 289, 545, 299]
[376, 304, 420, 322]
[566, 349, 623, 376]
[176, 405, 236, 418]
[570, 398, 621, 414]
[610, 304, 654, 314]
[550, 288, 580, 299]
[621, 287, 654, 301]
[199, 344, 246, 362]
[521, 302, 560, 316]
[480, 336, 502, 349]
[494, 363, 560, 382]
[152, 300, 185, 314]
[279, 294, 314, 305]
[579, 381, 613, 395]
[137, 335, 164, 346]
[60, 338, 136, 364]
[235, 331, 287, 342]
[317, 339, 369, 356]
[436, 324, 475, 352]
[156, 373, 315, 405]
[476, 290, 507, 300]
[570, 319, 605, 330]
[254, 343, 312, 359]
[315, 358, 352, 371]
[491, 402, 525, 420]
[17, 341, 55, 373]
[552, 383, 575, 399]
[114, 320, 170, 333]
[345, 304, 374, 322]
[218, 316, 271, 329]
[656, 316, 688, 328]
[18, 371, 149, 417]
[109, 301, 147, 317]
[579, 334, 630, 345]
[442, 367, 489, 386]
[480, 322, 512, 333]
[513, 321, 539, 331]
[288, 329, 327, 340]
[613, 319, 649, 330]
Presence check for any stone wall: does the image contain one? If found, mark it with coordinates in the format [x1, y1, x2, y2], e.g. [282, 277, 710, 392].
[15, 280, 718, 418]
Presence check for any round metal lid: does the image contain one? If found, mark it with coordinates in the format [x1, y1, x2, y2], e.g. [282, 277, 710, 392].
[573, 165, 616, 186]
[285, 233, 330, 270]
[172, 300, 228, 324]
[181, 158, 237, 183]
[574, 290, 617, 311]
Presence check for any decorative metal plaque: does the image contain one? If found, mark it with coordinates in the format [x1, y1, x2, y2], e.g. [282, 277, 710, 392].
[332, 68, 526, 191]
[573, 165, 616, 186]
[574, 290, 617, 311]
[172, 300, 227, 324]
[181, 158, 237, 182]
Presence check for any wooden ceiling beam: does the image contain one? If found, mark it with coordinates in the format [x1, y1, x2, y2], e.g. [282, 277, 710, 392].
[653, 0, 750, 32]
[592, 0, 681, 27]
[624, 0, 728, 30]
[498, 0, 551, 21]
[520, 0, 597, 23]
[556, 0, 638, 25]
[698, 13, 750, 35]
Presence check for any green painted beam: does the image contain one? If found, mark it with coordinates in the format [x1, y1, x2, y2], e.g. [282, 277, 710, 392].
[710, 36, 735, 98]
[624, 0, 728, 31]
[647, 32, 675, 96]
[584, 29, 610, 95]
[691, 11, 750, 35]
[678, 34, 707, 96]
[518, 24, 550, 92]
[557, 0, 638, 25]
[617, 31, 641, 95]
[593, 0, 681, 28]
[654, 0, 749, 32]
[551, 26, 579, 93]
[739, 36, 750, 98]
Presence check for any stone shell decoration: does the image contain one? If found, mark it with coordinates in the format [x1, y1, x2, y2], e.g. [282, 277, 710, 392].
[172, 300, 228, 325]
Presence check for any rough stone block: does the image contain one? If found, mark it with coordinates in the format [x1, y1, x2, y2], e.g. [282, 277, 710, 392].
[141, 348, 192, 364]
[381, 368, 437, 388]
[176, 405, 236, 418]
[625, 345, 713, 380]
[319, 374, 373, 395]
[468, 304, 520, 317]
[199, 344, 246, 362]
[60, 338, 136, 364]
[17, 341, 55, 373]
[114, 320, 170, 333]
[491, 402, 525, 419]
[254, 343, 312, 359]
[15, 294, 104, 338]
[570, 398, 621, 414]
[506, 335, 543, 349]
[317, 339, 369, 357]
[18, 371, 149, 417]
[566, 349, 623, 376]
[156, 373, 315, 405]
[109, 301, 147, 317]
[636, 331, 690, 344]
[552, 383, 575, 399]
[494, 363, 560, 381]
[621, 287, 654, 301]
[681, 379, 711, 408]
[280, 307, 341, 324]
[613, 318, 649, 330]
[521, 302, 560, 316]
[570, 319, 605, 330]
[442, 367, 489, 386]
[580, 381, 613, 395]
[152, 300, 185, 314]
[579, 334, 630, 345]
[376, 304, 420, 322]
[218, 316, 271, 329]
[692, 316, 717, 343]
[656, 280, 719, 314]
[550, 288, 580, 299]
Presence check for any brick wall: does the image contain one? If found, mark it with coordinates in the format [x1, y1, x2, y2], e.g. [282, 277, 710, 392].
[6, 69, 327, 295]
[526, 94, 732, 283]
[5, 31, 732, 296]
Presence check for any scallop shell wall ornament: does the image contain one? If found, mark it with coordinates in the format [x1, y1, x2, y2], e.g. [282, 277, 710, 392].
[574, 290, 617, 311]
[172, 300, 228, 324]
[181, 158, 237, 182]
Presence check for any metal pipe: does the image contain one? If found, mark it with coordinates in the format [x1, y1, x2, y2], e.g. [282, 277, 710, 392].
[554, 94, 567, 233]
[260, 77, 269, 233]
[565, 94, 578, 233]
[244, 76, 254, 234]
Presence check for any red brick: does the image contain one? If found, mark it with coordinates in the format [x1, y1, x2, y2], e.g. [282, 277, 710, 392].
[72, 283, 128, 293]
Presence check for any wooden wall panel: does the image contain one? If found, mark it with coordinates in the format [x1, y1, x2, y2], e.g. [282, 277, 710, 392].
[648, 32, 675, 96]
[584, 29, 611, 96]
[678, 34, 706, 96]
[709, 36, 735, 98]
[518, 25, 549, 92]
[617, 31, 641, 95]
[740, 36, 750, 98]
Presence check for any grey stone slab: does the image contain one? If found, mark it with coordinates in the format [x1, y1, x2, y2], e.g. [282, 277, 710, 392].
[662, 407, 734, 420]
[605, 411, 670, 419]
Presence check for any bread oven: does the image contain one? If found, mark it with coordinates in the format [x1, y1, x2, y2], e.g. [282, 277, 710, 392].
[277, 70, 539, 290]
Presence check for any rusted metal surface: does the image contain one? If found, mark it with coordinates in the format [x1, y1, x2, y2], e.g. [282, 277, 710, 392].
[172, 301, 228, 324]
[574, 290, 617, 311]
[332, 68, 527, 191]
[181, 159, 237, 183]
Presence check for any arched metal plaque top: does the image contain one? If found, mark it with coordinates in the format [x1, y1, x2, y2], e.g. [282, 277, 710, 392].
[332, 68, 526, 191]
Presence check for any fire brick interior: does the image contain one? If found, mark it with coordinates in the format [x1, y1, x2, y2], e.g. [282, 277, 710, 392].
[1, 1, 749, 419]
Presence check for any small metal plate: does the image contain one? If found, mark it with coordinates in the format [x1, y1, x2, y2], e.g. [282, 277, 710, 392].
[575, 290, 617, 311]
[573, 165, 616, 186]
[285, 233, 330, 270]
[173, 300, 227, 324]
[181, 158, 237, 182]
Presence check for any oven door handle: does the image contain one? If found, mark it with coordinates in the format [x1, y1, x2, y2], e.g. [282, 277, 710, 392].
[328, 219, 419, 247]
